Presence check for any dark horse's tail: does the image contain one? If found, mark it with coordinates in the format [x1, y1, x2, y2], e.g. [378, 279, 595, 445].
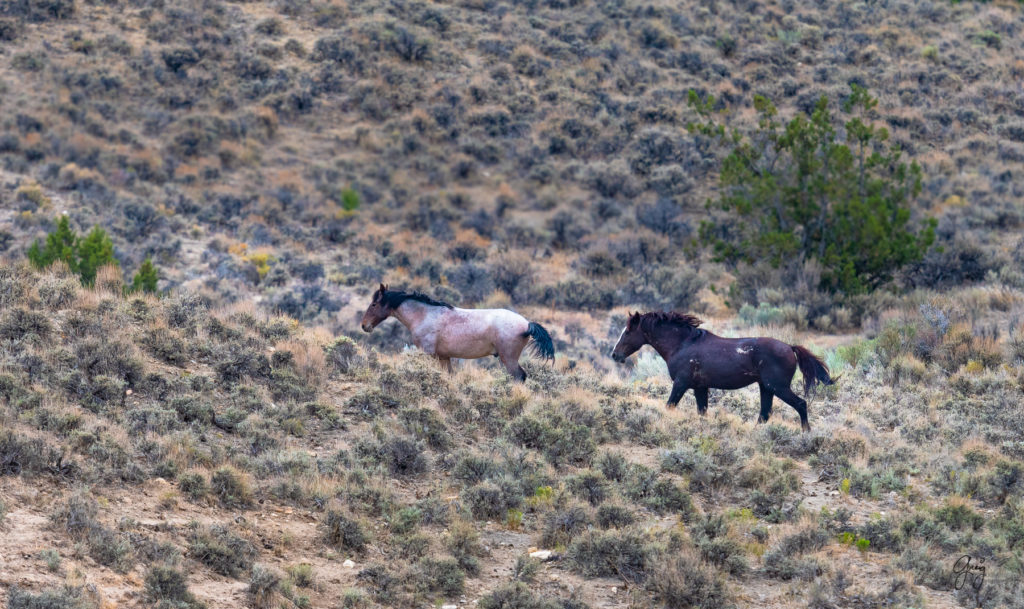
[792, 345, 835, 396]
[523, 322, 555, 361]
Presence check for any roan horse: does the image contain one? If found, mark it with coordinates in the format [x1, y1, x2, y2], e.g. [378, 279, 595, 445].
[611, 312, 834, 431]
[361, 284, 554, 381]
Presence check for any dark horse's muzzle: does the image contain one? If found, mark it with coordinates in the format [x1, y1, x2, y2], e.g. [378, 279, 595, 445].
[611, 352, 626, 363]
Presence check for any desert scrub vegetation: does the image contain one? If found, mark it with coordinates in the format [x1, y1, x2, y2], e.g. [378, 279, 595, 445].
[7, 586, 100, 609]
[144, 565, 206, 609]
[3, 264, 1024, 608]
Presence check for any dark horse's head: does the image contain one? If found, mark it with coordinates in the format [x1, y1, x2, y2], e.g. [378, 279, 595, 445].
[611, 311, 703, 363]
[361, 284, 392, 332]
[611, 312, 647, 363]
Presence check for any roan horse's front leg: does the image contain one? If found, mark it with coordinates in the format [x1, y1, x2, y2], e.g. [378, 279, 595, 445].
[437, 357, 454, 374]
[666, 377, 690, 408]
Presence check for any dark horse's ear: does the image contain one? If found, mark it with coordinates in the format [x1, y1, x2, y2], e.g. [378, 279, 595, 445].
[628, 311, 640, 329]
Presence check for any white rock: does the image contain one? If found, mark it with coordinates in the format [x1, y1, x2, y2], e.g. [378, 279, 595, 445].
[441, 605, 458, 609]
[829, 490, 839, 496]
[529, 550, 552, 560]
[343, 559, 355, 569]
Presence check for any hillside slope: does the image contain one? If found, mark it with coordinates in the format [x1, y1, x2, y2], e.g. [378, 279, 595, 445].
[1, 264, 1024, 608]
[0, 0, 1023, 328]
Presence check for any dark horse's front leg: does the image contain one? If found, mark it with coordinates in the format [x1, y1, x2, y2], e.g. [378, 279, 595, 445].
[666, 377, 690, 408]
[757, 383, 773, 424]
[694, 387, 709, 416]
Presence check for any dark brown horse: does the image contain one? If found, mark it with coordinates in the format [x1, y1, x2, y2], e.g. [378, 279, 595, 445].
[611, 312, 834, 431]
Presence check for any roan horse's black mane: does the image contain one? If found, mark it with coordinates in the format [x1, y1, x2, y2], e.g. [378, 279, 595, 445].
[379, 288, 454, 310]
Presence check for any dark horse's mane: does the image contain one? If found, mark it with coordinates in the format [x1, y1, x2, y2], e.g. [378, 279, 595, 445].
[381, 289, 454, 310]
[639, 311, 703, 331]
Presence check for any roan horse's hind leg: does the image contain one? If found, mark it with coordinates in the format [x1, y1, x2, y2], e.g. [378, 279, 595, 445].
[694, 387, 709, 416]
[499, 353, 527, 382]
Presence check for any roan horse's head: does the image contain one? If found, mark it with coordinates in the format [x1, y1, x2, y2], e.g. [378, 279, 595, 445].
[611, 312, 647, 363]
[361, 284, 392, 332]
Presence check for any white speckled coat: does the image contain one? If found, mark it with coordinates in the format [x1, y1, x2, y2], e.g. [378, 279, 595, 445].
[392, 300, 531, 372]
[361, 286, 553, 381]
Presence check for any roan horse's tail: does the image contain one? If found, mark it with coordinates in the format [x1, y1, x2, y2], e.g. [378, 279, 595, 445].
[792, 345, 835, 396]
[524, 322, 555, 361]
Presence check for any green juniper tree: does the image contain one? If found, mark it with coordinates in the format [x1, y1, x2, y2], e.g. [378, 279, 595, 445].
[76, 226, 117, 285]
[341, 186, 361, 212]
[131, 257, 159, 294]
[689, 84, 936, 295]
[27, 217, 130, 287]
[27, 215, 78, 272]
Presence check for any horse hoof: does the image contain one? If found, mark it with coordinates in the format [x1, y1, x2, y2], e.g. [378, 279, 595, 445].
[801, 423, 811, 433]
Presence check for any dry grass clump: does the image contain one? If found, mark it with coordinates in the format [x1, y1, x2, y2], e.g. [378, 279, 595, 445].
[144, 565, 206, 609]
[762, 520, 830, 581]
[49, 491, 134, 572]
[187, 523, 258, 578]
[248, 564, 283, 609]
[209, 466, 253, 509]
[93, 264, 122, 295]
[321, 508, 369, 553]
[276, 336, 328, 384]
[647, 550, 731, 609]
[7, 586, 100, 609]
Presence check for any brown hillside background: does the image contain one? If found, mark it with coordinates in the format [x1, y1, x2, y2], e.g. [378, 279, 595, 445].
[1, 1, 1024, 609]
[1, 0, 1023, 330]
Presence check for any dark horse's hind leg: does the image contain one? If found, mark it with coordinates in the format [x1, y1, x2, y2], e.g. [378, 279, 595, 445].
[757, 383, 773, 424]
[773, 385, 811, 432]
[694, 387, 709, 416]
